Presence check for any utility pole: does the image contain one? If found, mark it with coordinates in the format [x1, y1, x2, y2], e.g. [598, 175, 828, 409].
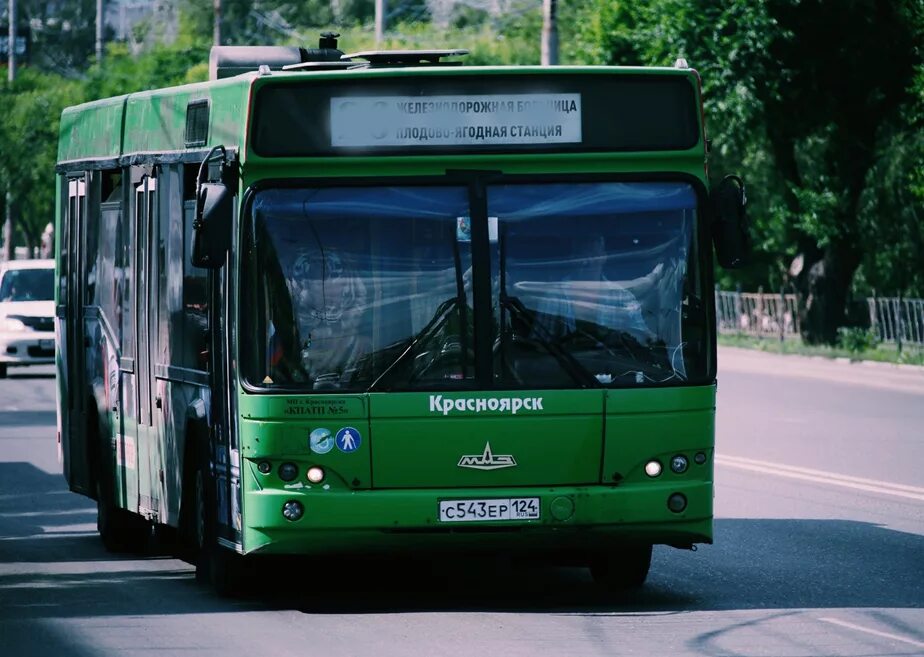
[7, 0, 15, 82]
[4, 0, 17, 261]
[96, 0, 103, 64]
[541, 0, 558, 66]
[375, 0, 385, 47]
[213, 0, 221, 46]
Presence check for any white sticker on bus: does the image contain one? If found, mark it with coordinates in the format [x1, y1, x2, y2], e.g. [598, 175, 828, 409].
[330, 94, 582, 148]
[115, 435, 136, 470]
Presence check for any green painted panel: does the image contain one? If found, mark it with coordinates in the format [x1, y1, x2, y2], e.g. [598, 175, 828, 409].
[602, 409, 714, 485]
[240, 419, 372, 491]
[368, 391, 604, 488]
[371, 415, 603, 488]
[605, 384, 715, 414]
[239, 392, 373, 491]
[240, 479, 713, 554]
[57, 95, 126, 163]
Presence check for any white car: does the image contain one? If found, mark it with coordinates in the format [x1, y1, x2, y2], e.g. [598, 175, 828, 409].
[0, 259, 56, 378]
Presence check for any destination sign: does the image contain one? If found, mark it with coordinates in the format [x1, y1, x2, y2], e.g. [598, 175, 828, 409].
[330, 94, 582, 148]
[251, 73, 699, 156]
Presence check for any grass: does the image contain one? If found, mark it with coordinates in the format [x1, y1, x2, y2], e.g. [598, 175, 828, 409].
[717, 333, 924, 366]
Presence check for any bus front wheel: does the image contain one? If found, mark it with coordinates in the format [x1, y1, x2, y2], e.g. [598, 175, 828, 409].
[590, 544, 653, 590]
[194, 461, 243, 596]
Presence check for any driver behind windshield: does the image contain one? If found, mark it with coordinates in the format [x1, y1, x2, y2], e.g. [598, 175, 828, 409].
[287, 248, 369, 388]
[531, 234, 652, 342]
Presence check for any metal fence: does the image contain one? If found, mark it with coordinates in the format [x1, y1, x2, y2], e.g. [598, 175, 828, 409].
[716, 289, 924, 349]
[715, 290, 800, 339]
[867, 296, 924, 349]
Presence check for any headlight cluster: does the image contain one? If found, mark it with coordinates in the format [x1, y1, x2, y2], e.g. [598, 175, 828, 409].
[644, 451, 708, 479]
[643, 452, 709, 515]
[255, 460, 326, 484]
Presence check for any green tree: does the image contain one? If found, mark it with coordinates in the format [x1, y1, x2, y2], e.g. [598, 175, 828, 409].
[573, 0, 923, 344]
[11, 0, 106, 75]
[0, 70, 85, 250]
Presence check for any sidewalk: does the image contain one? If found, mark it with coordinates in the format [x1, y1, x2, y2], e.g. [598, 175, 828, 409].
[718, 346, 924, 395]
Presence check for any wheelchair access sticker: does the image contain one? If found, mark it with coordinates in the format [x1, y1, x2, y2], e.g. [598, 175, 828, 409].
[335, 427, 362, 453]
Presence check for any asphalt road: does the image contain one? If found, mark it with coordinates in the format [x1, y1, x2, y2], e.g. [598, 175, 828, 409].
[1, 353, 922, 657]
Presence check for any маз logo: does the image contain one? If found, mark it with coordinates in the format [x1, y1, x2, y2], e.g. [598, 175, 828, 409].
[457, 442, 517, 470]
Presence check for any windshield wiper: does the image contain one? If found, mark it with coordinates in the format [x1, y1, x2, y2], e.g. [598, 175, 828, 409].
[500, 293, 601, 388]
[366, 296, 461, 391]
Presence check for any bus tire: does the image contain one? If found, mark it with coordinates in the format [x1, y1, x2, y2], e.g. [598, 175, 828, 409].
[194, 453, 243, 596]
[590, 544, 652, 590]
[0, 363, 7, 378]
[177, 422, 204, 565]
[96, 468, 150, 553]
[91, 412, 149, 553]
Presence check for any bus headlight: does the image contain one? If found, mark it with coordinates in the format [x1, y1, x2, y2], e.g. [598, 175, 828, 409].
[306, 466, 325, 483]
[282, 500, 304, 521]
[645, 460, 662, 477]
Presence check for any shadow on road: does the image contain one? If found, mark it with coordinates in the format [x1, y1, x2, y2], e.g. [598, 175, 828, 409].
[0, 410, 56, 428]
[0, 458, 921, 620]
[2, 371, 56, 380]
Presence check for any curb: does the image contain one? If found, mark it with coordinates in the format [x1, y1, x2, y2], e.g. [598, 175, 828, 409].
[718, 345, 924, 373]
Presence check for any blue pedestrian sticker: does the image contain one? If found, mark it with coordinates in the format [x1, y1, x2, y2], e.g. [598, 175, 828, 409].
[335, 427, 362, 453]
[309, 428, 334, 454]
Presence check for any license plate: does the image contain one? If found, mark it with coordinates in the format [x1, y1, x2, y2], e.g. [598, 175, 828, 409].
[39, 339, 54, 350]
[438, 497, 540, 523]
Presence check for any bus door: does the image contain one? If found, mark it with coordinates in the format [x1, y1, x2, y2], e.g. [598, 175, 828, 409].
[130, 168, 161, 519]
[209, 224, 240, 547]
[60, 175, 91, 495]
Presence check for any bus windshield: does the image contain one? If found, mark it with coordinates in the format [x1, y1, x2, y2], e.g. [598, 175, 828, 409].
[491, 182, 705, 388]
[242, 181, 707, 391]
[244, 186, 475, 391]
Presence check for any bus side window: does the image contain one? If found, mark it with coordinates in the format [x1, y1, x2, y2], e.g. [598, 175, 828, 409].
[183, 198, 209, 372]
[118, 176, 133, 357]
[99, 181, 122, 340]
[157, 165, 185, 368]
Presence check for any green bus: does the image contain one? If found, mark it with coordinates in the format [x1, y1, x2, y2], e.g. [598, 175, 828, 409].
[55, 36, 748, 594]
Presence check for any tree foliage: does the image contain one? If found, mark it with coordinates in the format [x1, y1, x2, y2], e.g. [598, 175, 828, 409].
[571, 0, 924, 343]
[1, 0, 921, 345]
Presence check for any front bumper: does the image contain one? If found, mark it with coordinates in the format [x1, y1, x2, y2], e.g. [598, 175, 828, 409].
[0, 331, 55, 365]
[242, 480, 713, 556]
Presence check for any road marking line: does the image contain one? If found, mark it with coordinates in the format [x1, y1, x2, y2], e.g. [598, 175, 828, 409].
[718, 455, 924, 493]
[716, 455, 924, 502]
[818, 617, 924, 649]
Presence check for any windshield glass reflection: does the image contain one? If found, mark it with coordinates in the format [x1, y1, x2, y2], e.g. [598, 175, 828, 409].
[243, 187, 473, 391]
[492, 182, 706, 387]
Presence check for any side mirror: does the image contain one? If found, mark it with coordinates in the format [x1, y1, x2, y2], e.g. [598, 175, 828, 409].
[712, 174, 750, 269]
[191, 146, 235, 269]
